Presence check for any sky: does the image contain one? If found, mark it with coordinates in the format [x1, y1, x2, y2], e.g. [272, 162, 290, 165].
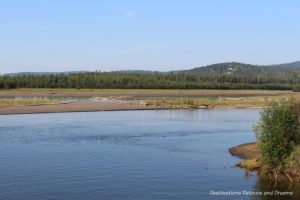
[0, 0, 300, 73]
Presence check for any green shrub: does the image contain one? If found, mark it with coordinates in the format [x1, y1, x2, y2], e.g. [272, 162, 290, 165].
[253, 101, 300, 168]
[285, 145, 300, 168]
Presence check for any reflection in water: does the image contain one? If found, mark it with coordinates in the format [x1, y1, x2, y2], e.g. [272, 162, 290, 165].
[252, 174, 300, 200]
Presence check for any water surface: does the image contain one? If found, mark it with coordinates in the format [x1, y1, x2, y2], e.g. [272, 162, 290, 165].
[0, 109, 297, 199]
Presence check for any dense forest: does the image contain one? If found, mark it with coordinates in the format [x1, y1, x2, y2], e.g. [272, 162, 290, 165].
[1, 62, 300, 90]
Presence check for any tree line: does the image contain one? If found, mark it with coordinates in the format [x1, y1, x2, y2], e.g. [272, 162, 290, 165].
[0, 72, 299, 90]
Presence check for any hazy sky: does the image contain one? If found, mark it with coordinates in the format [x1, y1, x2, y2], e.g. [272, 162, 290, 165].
[0, 0, 300, 73]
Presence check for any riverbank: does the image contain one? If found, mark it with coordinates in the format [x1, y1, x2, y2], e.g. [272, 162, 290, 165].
[0, 100, 267, 115]
[0, 89, 299, 115]
[0, 101, 165, 115]
[229, 143, 300, 179]
[229, 142, 260, 160]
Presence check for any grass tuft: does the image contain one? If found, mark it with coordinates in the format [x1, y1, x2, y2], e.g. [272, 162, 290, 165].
[236, 159, 261, 171]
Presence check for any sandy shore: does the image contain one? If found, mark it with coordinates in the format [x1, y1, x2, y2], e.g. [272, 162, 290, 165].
[1, 88, 289, 115]
[0, 102, 265, 115]
[229, 142, 260, 159]
[0, 101, 169, 115]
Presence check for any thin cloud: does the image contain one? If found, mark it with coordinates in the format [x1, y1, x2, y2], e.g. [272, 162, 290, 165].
[121, 9, 135, 17]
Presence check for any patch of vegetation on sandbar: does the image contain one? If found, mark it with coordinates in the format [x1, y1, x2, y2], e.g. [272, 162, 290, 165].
[236, 159, 261, 171]
[146, 95, 300, 109]
[146, 98, 266, 108]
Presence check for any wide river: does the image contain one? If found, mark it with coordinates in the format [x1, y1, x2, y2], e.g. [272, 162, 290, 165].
[0, 109, 298, 200]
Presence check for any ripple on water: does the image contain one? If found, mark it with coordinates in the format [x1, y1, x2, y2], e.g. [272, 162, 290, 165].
[1, 109, 295, 200]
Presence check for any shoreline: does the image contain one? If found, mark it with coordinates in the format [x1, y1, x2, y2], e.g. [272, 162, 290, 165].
[229, 143, 300, 180]
[0, 101, 264, 115]
[0, 102, 163, 115]
[229, 142, 260, 160]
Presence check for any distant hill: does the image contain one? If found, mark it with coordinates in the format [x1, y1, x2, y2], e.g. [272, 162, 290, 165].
[1, 61, 300, 90]
[272, 61, 300, 69]
[3, 61, 300, 77]
[183, 62, 300, 78]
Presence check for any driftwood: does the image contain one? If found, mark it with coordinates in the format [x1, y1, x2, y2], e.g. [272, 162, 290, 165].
[284, 172, 294, 183]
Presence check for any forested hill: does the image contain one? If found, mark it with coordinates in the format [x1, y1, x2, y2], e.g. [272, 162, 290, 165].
[183, 62, 300, 77]
[1, 61, 300, 90]
[273, 61, 300, 69]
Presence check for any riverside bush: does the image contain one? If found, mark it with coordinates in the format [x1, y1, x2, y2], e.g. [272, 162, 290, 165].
[254, 101, 300, 168]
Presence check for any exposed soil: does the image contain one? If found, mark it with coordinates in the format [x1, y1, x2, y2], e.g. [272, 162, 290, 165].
[0, 101, 166, 115]
[229, 142, 261, 159]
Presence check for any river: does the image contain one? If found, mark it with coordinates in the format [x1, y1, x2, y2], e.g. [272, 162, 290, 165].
[0, 109, 298, 199]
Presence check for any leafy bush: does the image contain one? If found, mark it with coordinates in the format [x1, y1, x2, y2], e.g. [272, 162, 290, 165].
[253, 101, 300, 168]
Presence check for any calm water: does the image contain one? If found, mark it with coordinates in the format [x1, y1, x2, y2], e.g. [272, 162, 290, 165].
[0, 109, 298, 200]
